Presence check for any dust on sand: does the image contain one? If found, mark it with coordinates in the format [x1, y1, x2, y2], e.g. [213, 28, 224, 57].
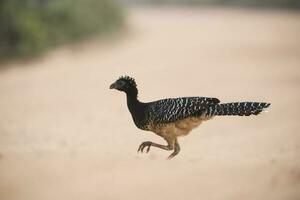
[0, 6, 300, 200]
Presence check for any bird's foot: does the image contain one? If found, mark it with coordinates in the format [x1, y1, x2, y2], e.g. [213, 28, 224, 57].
[167, 152, 177, 160]
[137, 141, 152, 153]
[167, 142, 180, 159]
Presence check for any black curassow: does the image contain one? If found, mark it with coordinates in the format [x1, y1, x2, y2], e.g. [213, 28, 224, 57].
[110, 76, 270, 159]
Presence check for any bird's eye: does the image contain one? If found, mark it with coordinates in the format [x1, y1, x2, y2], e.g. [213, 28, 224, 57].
[118, 80, 126, 88]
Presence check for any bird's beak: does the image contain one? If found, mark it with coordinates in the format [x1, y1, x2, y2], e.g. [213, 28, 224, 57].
[109, 83, 116, 89]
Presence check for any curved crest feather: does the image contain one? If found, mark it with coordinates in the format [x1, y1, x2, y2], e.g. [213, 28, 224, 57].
[119, 75, 137, 87]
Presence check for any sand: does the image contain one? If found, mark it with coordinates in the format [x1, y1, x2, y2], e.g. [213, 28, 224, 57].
[0, 6, 300, 200]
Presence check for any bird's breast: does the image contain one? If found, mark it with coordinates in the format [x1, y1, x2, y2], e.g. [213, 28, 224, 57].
[148, 116, 213, 137]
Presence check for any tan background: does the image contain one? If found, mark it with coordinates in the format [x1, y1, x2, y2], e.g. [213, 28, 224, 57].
[0, 7, 300, 200]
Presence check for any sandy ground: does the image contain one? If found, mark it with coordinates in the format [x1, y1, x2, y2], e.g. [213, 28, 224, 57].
[0, 6, 300, 200]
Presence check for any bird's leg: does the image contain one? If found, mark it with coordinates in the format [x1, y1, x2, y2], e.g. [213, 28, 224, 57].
[167, 139, 180, 159]
[137, 141, 173, 153]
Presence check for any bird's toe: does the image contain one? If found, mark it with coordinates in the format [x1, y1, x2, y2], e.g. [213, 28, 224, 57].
[137, 141, 152, 153]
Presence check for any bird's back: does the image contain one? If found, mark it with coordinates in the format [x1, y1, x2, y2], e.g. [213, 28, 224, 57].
[146, 96, 220, 124]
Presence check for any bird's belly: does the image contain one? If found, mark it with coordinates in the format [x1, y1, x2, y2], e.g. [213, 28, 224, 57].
[148, 116, 213, 138]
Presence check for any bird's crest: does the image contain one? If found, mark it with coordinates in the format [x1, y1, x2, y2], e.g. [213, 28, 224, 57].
[119, 75, 137, 87]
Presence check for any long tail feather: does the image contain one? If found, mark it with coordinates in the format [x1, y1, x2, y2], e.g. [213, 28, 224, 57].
[204, 102, 271, 117]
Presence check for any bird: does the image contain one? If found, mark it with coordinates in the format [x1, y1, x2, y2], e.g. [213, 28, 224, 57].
[110, 75, 270, 159]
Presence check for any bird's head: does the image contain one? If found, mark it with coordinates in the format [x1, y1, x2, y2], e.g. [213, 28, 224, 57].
[110, 75, 137, 94]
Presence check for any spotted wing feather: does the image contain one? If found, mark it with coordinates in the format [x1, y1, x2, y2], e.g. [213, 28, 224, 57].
[147, 97, 220, 123]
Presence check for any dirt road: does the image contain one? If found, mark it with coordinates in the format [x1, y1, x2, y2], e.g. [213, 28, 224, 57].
[0, 7, 300, 200]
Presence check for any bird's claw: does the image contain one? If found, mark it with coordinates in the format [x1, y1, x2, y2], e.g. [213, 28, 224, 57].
[137, 141, 152, 153]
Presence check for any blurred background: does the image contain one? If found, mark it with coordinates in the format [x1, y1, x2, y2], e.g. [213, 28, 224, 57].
[0, 0, 300, 200]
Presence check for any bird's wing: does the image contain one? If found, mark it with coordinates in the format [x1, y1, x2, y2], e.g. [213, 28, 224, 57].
[147, 97, 220, 123]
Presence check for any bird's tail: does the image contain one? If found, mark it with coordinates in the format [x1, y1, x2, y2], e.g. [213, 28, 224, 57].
[204, 102, 271, 117]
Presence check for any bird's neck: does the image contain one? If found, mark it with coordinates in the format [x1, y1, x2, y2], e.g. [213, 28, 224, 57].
[125, 87, 147, 129]
[125, 87, 146, 122]
[126, 87, 140, 112]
